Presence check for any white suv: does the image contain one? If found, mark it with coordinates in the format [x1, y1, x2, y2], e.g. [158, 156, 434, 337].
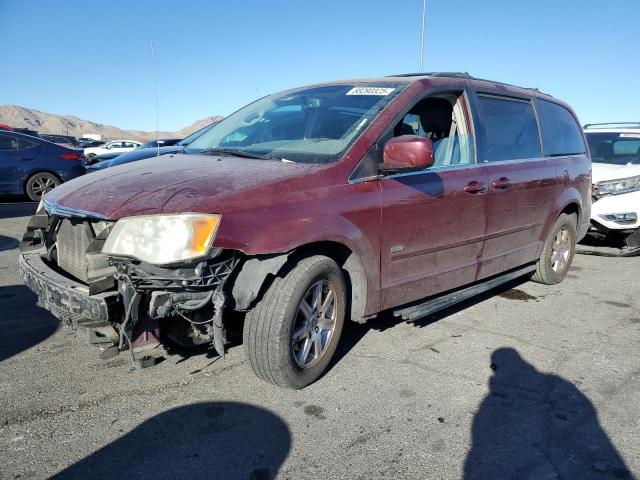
[584, 123, 640, 247]
[84, 140, 142, 161]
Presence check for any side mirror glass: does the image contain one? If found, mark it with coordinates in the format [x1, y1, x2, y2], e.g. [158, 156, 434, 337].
[383, 135, 434, 171]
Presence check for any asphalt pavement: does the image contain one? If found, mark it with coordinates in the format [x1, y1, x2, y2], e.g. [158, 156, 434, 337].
[0, 199, 638, 480]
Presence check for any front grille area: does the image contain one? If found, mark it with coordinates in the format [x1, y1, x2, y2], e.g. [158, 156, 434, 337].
[55, 218, 112, 283]
[57, 219, 93, 281]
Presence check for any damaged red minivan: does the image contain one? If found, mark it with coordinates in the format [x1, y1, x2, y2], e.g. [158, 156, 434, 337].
[20, 73, 591, 388]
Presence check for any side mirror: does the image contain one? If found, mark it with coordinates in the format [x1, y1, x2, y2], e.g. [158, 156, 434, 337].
[383, 135, 434, 171]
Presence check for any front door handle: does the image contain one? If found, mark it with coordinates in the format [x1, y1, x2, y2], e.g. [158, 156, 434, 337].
[20, 158, 34, 162]
[463, 181, 487, 194]
[492, 177, 512, 189]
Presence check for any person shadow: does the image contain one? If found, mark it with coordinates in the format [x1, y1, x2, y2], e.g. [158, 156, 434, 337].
[50, 402, 291, 480]
[464, 348, 635, 480]
[0, 285, 59, 363]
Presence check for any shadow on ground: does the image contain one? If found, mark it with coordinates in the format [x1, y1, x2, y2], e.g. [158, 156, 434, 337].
[0, 234, 19, 252]
[330, 275, 533, 373]
[51, 402, 291, 480]
[0, 285, 59, 363]
[464, 348, 635, 480]
[0, 198, 37, 219]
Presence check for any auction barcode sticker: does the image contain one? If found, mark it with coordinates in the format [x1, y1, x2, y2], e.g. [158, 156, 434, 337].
[619, 133, 640, 138]
[346, 87, 395, 96]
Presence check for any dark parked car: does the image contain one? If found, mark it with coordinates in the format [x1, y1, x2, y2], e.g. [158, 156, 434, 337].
[39, 134, 79, 148]
[86, 138, 180, 164]
[1, 126, 42, 138]
[20, 73, 591, 388]
[77, 139, 105, 149]
[86, 124, 216, 171]
[0, 131, 85, 201]
[141, 138, 182, 148]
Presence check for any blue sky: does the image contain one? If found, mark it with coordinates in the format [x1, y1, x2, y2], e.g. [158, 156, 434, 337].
[1, 0, 638, 132]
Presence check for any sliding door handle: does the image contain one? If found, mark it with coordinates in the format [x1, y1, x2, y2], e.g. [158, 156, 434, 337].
[463, 181, 487, 194]
[492, 177, 512, 189]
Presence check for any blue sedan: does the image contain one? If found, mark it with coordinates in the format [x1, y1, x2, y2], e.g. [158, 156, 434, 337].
[0, 131, 85, 201]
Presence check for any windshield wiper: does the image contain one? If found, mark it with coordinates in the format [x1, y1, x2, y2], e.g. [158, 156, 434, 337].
[198, 148, 277, 160]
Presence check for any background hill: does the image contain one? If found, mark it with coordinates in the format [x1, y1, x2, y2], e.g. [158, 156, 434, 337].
[0, 105, 223, 141]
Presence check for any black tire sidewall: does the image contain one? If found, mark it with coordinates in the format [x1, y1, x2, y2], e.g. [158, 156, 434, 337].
[278, 258, 346, 389]
[26, 173, 59, 201]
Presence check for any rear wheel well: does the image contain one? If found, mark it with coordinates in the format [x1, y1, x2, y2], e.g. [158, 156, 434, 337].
[287, 242, 368, 323]
[560, 203, 580, 223]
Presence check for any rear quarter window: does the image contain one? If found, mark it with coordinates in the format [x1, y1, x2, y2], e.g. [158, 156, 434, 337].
[476, 95, 541, 162]
[0, 132, 17, 150]
[535, 99, 585, 157]
[17, 137, 38, 150]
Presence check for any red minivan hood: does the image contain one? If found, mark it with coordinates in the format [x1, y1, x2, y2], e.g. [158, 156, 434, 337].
[46, 153, 322, 219]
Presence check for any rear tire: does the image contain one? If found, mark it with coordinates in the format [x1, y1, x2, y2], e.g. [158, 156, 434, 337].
[243, 255, 346, 389]
[25, 172, 60, 201]
[532, 213, 576, 285]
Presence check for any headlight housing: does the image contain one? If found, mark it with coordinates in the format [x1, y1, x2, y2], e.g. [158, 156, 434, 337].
[102, 213, 221, 264]
[593, 175, 640, 199]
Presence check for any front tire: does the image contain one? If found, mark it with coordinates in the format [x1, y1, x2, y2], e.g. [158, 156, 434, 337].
[532, 213, 577, 285]
[243, 255, 346, 389]
[25, 172, 60, 201]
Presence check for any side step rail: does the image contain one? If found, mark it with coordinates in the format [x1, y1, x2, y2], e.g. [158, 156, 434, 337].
[393, 265, 536, 322]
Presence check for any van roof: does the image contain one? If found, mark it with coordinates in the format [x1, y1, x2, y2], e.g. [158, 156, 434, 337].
[386, 72, 549, 96]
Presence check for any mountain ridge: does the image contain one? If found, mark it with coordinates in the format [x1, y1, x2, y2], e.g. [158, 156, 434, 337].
[0, 105, 223, 141]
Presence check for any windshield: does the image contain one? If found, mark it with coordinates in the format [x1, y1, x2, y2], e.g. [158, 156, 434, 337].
[185, 82, 406, 163]
[178, 122, 218, 146]
[586, 132, 640, 165]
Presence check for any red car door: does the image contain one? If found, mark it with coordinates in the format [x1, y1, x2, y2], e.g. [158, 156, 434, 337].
[470, 92, 557, 278]
[378, 91, 490, 309]
[380, 166, 490, 308]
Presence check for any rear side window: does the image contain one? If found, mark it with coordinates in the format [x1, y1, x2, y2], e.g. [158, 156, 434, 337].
[476, 95, 541, 162]
[535, 99, 585, 157]
[17, 137, 37, 150]
[0, 133, 17, 150]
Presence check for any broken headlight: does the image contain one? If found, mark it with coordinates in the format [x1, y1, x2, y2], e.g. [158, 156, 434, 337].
[102, 213, 221, 264]
[593, 175, 640, 199]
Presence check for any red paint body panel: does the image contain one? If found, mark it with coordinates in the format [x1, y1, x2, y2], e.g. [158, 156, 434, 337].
[380, 166, 489, 308]
[479, 158, 558, 278]
[46, 76, 591, 317]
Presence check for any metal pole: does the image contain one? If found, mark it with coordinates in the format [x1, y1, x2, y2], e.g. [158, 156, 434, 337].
[150, 41, 160, 157]
[419, 0, 426, 73]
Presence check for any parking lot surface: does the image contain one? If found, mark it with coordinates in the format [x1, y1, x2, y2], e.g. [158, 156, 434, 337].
[1, 200, 638, 480]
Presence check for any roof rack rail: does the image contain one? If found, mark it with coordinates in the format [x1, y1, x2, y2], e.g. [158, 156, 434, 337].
[388, 72, 545, 95]
[388, 72, 472, 79]
[583, 122, 640, 129]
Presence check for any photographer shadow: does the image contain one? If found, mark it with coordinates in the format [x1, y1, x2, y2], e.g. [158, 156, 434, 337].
[51, 402, 291, 480]
[464, 348, 635, 479]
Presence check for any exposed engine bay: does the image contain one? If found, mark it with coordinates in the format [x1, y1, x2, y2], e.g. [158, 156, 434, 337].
[20, 205, 240, 369]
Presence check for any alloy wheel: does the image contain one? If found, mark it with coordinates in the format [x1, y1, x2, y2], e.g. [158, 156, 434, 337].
[550, 226, 571, 273]
[31, 176, 56, 197]
[291, 280, 337, 369]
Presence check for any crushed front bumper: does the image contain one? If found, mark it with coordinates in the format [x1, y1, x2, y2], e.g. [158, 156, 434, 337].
[19, 252, 118, 328]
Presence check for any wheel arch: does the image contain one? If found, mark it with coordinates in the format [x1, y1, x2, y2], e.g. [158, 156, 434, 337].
[542, 188, 584, 240]
[560, 202, 580, 223]
[229, 240, 369, 324]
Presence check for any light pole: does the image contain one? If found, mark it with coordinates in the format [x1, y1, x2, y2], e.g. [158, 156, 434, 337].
[419, 0, 426, 73]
